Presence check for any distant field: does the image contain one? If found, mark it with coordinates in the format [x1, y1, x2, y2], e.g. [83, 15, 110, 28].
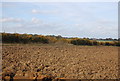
[97, 40, 115, 42]
[2, 44, 119, 80]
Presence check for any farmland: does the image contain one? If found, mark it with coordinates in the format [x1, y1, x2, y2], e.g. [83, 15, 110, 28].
[2, 44, 119, 80]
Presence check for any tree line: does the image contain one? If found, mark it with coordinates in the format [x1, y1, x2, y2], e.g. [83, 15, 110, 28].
[1, 33, 120, 46]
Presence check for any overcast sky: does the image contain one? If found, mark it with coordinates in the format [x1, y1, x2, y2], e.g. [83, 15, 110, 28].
[0, 2, 118, 38]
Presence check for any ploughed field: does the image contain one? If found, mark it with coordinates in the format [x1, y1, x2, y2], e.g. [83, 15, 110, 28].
[2, 44, 119, 79]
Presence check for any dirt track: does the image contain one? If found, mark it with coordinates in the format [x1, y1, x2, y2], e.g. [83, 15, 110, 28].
[2, 44, 119, 79]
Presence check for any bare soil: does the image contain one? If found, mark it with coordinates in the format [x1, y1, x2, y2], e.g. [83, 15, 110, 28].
[2, 44, 119, 79]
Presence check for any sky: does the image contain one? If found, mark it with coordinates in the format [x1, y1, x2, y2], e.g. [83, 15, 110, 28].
[0, 2, 118, 38]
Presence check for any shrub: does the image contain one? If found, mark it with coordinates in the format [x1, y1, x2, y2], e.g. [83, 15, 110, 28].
[71, 39, 93, 45]
[92, 40, 99, 45]
[114, 41, 120, 46]
[104, 42, 116, 46]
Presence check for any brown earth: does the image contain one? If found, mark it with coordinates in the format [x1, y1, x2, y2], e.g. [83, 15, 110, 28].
[2, 44, 119, 80]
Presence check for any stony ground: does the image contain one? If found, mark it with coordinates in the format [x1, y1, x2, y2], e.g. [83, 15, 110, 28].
[2, 44, 119, 79]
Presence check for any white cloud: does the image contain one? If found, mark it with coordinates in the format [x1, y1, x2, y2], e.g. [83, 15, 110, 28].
[31, 17, 43, 23]
[32, 9, 58, 14]
[74, 24, 82, 27]
[0, 17, 23, 23]
[32, 9, 38, 13]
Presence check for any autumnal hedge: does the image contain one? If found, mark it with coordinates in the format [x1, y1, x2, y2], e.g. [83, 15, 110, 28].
[1, 33, 120, 46]
[71, 39, 99, 46]
[2, 33, 49, 44]
[71, 39, 119, 46]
